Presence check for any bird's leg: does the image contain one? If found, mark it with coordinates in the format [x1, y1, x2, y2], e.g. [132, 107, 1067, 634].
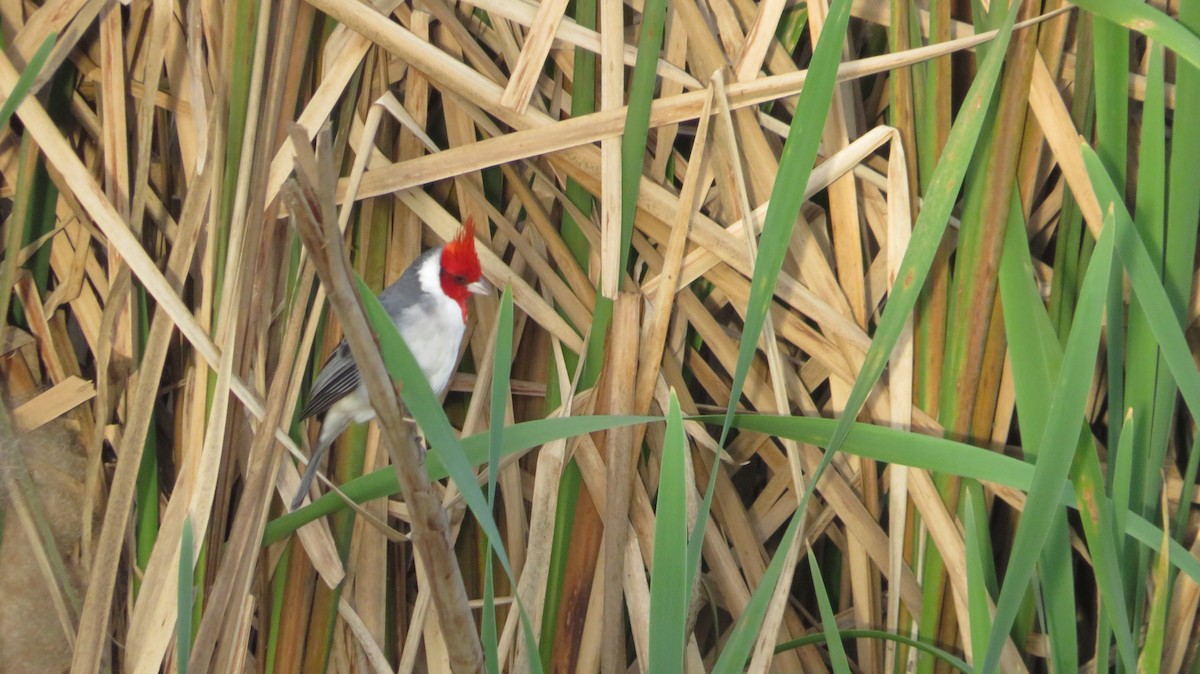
[415, 430, 428, 465]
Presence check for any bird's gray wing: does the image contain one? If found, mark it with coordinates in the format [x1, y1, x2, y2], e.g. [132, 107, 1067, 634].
[299, 342, 360, 419]
[299, 248, 440, 419]
[376, 246, 439, 316]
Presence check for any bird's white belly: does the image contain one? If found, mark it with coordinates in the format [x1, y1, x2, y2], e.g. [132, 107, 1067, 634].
[396, 294, 465, 395]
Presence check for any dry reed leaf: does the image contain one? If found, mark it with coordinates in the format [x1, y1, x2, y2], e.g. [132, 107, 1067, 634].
[600, 293, 640, 673]
[0, 327, 33, 357]
[499, 0, 571, 113]
[1163, 536, 1200, 672]
[11, 375, 94, 431]
[711, 69, 806, 673]
[470, 0, 701, 89]
[1028, 54, 1103, 235]
[336, 597, 393, 674]
[98, 2, 129, 219]
[12, 275, 67, 383]
[636, 82, 713, 442]
[734, 0, 787, 81]
[127, 0, 170, 234]
[882, 127, 916, 674]
[597, 0, 622, 300]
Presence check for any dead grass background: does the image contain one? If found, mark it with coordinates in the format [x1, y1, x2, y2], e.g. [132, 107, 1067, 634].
[0, 0, 1196, 672]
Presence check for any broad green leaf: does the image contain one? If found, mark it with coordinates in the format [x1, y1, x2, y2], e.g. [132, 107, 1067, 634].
[980, 218, 1113, 674]
[1083, 147, 1200, 435]
[1073, 0, 1200, 70]
[647, 393, 688, 673]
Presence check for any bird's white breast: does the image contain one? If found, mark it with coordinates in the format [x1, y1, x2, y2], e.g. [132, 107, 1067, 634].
[400, 253, 467, 395]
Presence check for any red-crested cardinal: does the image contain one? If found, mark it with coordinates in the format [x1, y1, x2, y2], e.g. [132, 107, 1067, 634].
[291, 218, 491, 509]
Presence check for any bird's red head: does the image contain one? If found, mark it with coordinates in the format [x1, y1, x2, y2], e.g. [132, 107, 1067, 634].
[439, 217, 486, 320]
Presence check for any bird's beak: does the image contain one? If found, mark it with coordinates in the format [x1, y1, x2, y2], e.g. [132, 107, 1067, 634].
[467, 278, 492, 296]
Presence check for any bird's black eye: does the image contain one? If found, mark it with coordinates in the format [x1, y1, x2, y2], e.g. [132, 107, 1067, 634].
[453, 274, 466, 284]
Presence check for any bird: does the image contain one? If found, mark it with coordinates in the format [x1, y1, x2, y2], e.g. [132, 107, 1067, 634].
[291, 218, 491, 509]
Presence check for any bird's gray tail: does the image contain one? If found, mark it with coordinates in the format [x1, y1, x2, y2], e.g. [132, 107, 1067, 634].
[291, 440, 331, 510]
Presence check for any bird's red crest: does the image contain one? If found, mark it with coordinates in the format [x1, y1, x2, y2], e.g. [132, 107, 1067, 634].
[442, 217, 481, 279]
[438, 217, 484, 317]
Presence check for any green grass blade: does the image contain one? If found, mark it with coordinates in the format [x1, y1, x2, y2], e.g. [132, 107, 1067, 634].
[134, 291, 160, 598]
[1163, 0, 1200, 328]
[999, 194, 1060, 452]
[1175, 431, 1200, 540]
[716, 413, 1200, 585]
[963, 487, 991, 665]
[1070, 432, 1138, 670]
[997, 194, 1081, 671]
[1170, 0, 1200, 516]
[482, 288, 514, 674]
[489, 288, 514, 503]
[1139, 537, 1171, 674]
[617, 0, 668, 277]
[267, 405, 1200, 592]
[807, 547, 850, 673]
[1134, 43, 1166, 238]
[702, 0, 857, 653]
[998, 190, 1132, 667]
[776, 6, 809, 52]
[711, 508, 805, 674]
[775, 629, 970, 673]
[178, 518, 194, 674]
[482, 551, 499, 674]
[560, 0, 596, 274]
[264, 415, 658, 542]
[263, 543, 291, 674]
[1039, 512, 1078, 673]
[1111, 412, 1135, 544]
[648, 393, 688, 673]
[1124, 39, 1173, 546]
[1090, 16, 1128, 184]
[0, 33, 56, 131]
